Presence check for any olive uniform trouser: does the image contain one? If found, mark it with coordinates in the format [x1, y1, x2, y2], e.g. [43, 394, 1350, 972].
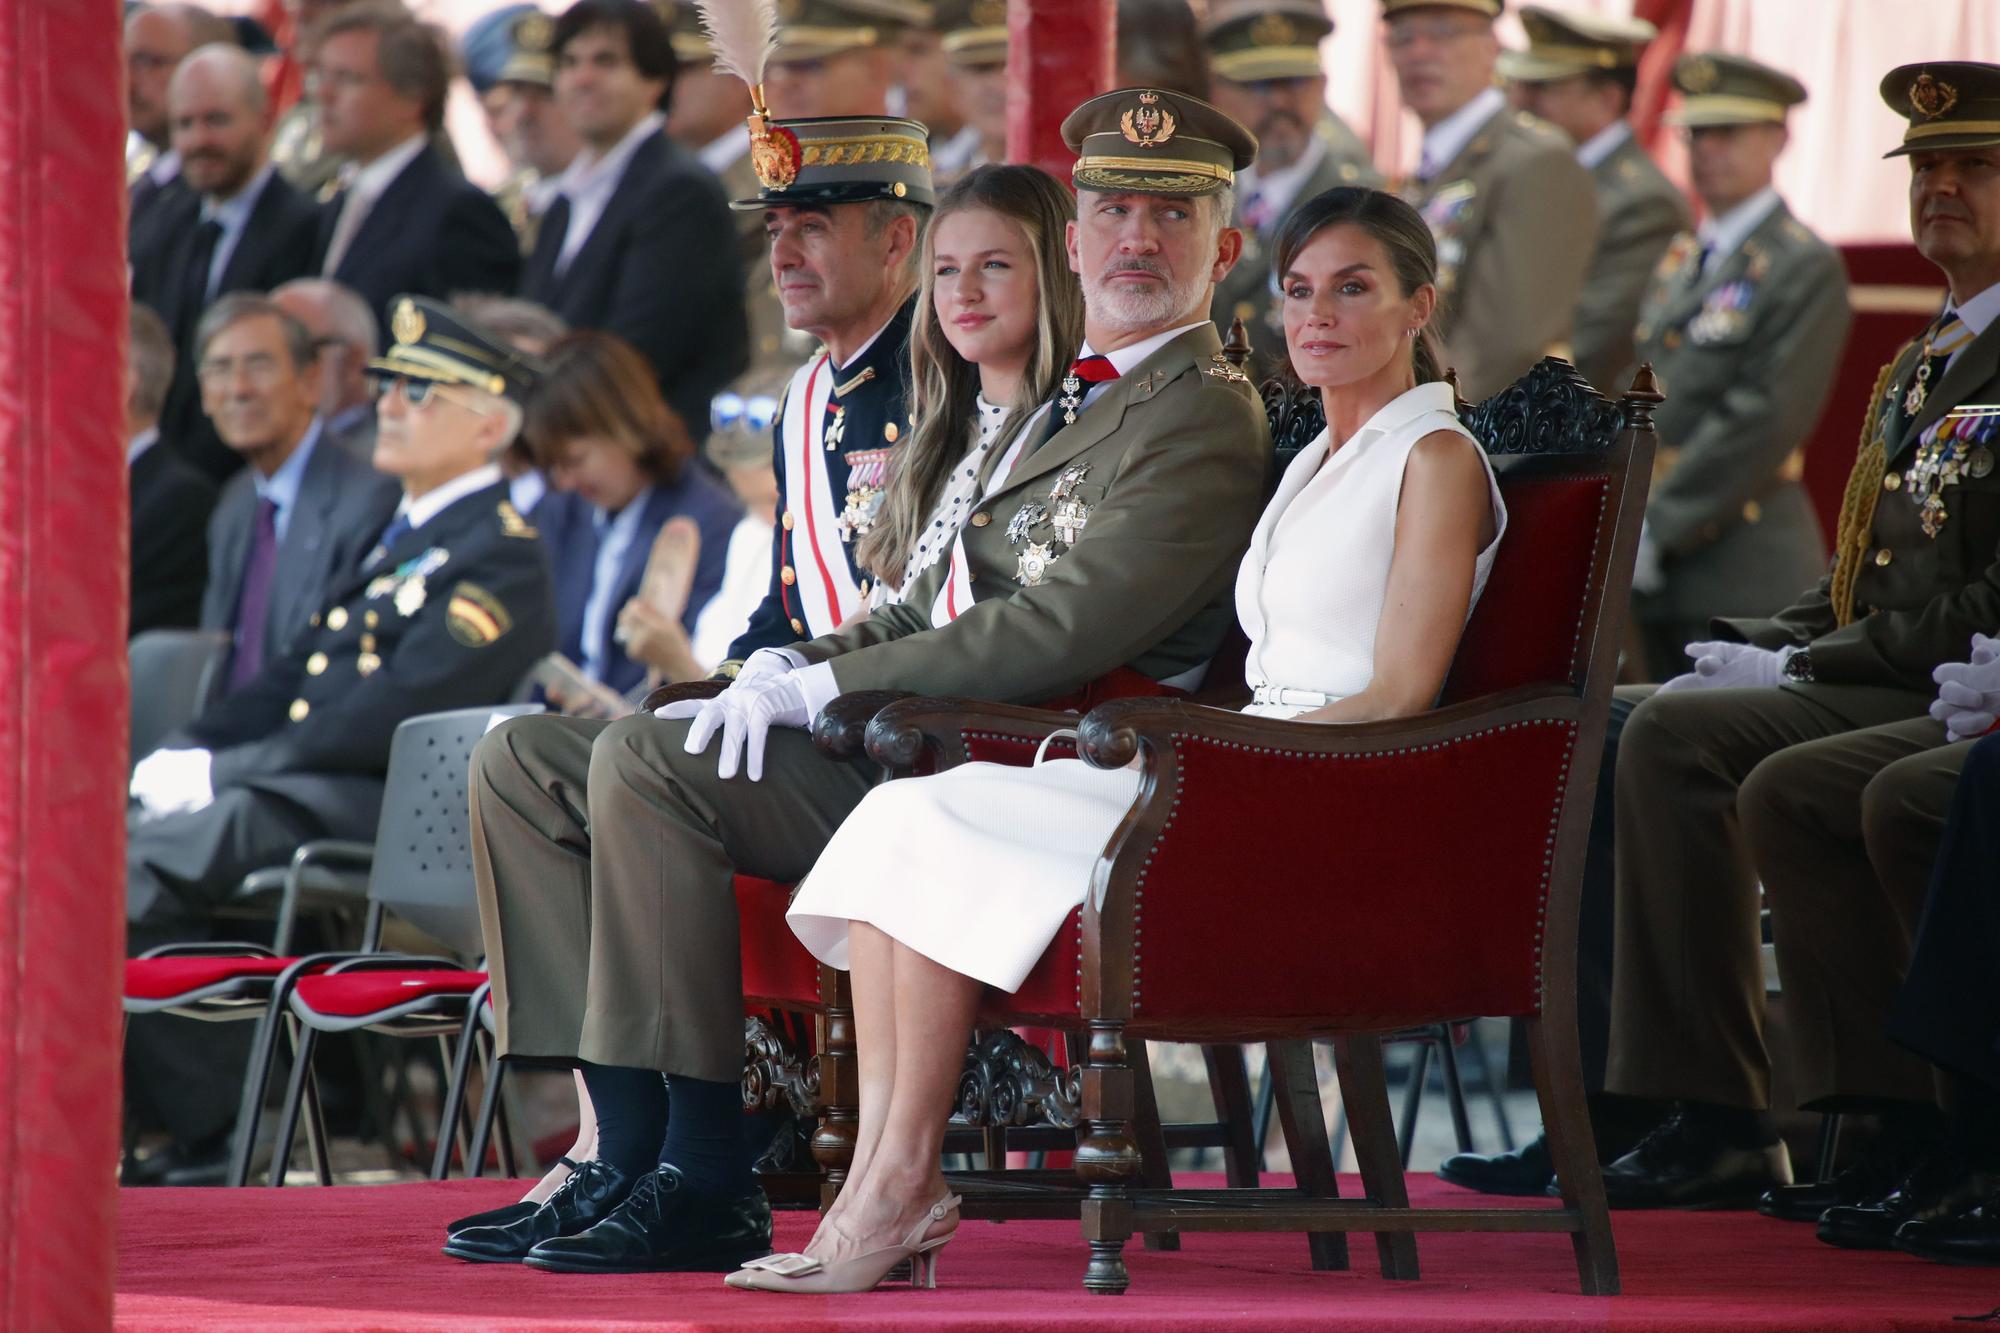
[468, 712, 876, 1083]
[1741, 713, 1968, 1109]
[1604, 682, 1932, 1111]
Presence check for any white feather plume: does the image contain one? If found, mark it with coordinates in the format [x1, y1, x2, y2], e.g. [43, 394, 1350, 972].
[693, 0, 778, 94]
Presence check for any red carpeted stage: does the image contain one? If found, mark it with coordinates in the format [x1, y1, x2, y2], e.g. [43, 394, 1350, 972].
[115, 1175, 1996, 1331]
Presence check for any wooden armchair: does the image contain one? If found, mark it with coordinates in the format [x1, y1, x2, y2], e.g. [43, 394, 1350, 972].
[848, 359, 1660, 1294]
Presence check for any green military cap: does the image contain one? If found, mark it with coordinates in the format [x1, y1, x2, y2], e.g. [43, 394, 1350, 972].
[731, 114, 936, 209]
[935, 0, 1006, 69]
[1497, 6, 1654, 84]
[651, 0, 713, 64]
[1063, 87, 1259, 197]
[1380, 0, 1503, 19]
[1666, 52, 1807, 127]
[1202, 1, 1332, 85]
[770, 0, 925, 63]
[1880, 62, 2000, 158]
[497, 8, 555, 87]
[369, 296, 545, 405]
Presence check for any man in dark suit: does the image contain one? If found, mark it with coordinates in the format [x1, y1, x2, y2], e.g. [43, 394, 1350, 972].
[125, 2, 234, 279]
[522, 0, 746, 442]
[192, 294, 399, 696]
[138, 43, 324, 481]
[310, 4, 522, 332]
[272, 277, 382, 458]
[128, 305, 217, 638]
[126, 294, 558, 1180]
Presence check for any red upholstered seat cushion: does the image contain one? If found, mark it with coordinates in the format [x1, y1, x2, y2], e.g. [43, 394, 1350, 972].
[293, 969, 485, 1018]
[125, 955, 319, 1001]
[736, 875, 822, 1009]
[1442, 472, 1609, 704]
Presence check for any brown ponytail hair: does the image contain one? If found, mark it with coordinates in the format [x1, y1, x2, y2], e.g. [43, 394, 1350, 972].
[1272, 186, 1446, 385]
[857, 164, 1084, 587]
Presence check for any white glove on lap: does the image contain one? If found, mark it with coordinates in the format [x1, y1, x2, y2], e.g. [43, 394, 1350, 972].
[1652, 641, 1793, 694]
[129, 747, 215, 819]
[737, 647, 800, 685]
[659, 674, 812, 781]
[1929, 633, 2000, 742]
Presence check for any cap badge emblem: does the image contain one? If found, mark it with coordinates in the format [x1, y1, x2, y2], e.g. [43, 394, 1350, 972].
[1679, 56, 1718, 94]
[971, 0, 1006, 25]
[1910, 72, 1959, 121]
[391, 299, 425, 347]
[1250, 14, 1295, 46]
[1121, 90, 1177, 149]
[514, 11, 552, 52]
[751, 122, 803, 189]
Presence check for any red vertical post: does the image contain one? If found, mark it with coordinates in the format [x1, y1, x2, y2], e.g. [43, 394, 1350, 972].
[0, 2, 130, 1330]
[1007, 0, 1116, 180]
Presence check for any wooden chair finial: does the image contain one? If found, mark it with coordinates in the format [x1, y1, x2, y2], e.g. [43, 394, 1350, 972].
[1223, 317, 1252, 369]
[1620, 362, 1666, 431]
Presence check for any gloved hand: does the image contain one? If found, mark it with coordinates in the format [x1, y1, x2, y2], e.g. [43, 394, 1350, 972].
[129, 747, 215, 819]
[659, 674, 812, 781]
[1631, 523, 1665, 596]
[1652, 641, 1792, 694]
[1930, 633, 2000, 742]
[737, 647, 800, 685]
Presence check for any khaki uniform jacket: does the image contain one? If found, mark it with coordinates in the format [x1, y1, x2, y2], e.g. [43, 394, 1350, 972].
[1721, 319, 2000, 697]
[1637, 201, 1851, 624]
[1212, 114, 1382, 379]
[794, 324, 1270, 702]
[1402, 107, 1599, 402]
[1573, 130, 1689, 394]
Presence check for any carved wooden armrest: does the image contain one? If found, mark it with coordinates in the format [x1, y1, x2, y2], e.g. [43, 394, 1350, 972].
[864, 696, 1084, 776]
[810, 690, 916, 761]
[638, 678, 727, 713]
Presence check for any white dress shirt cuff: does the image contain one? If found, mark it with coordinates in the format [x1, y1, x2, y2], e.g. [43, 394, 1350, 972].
[793, 661, 843, 718]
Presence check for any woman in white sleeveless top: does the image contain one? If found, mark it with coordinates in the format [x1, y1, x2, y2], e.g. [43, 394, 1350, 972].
[741, 188, 1507, 1293]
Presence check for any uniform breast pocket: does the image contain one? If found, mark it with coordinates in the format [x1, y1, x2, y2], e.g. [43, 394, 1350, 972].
[1941, 468, 2000, 578]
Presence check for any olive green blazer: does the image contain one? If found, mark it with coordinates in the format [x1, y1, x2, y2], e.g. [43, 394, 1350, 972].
[1573, 130, 1689, 395]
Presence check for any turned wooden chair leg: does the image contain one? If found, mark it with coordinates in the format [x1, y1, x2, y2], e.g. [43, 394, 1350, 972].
[1331, 1035, 1420, 1280]
[1129, 1041, 1181, 1252]
[1266, 1040, 1348, 1272]
[1076, 1020, 1142, 1294]
[811, 969, 858, 1212]
[1527, 1015, 1619, 1295]
[1202, 1043, 1262, 1186]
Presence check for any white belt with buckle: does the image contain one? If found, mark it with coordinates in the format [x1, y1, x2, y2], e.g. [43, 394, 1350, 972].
[1251, 683, 1332, 709]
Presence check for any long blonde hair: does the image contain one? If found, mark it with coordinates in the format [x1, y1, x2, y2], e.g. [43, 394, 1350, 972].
[857, 165, 1085, 586]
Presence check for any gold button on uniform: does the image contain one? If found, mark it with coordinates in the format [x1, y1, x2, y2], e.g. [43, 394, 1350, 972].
[357, 653, 381, 677]
[359, 633, 376, 653]
[858, 579, 871, 598]
[310, 612, 321, 628]
[1876, 548, 1894, 567]
[326, 607, 349, 631]
[780, 566, 797, 586]
[1884, 472, 1902, 492]
[781, 511, 795, 531]
[306, 652, 329, 676]
[364, 610, 380, 629]
[883, 422, 899, 443]
[971, 512, 992, 528]
[789, 617, 805, 634]
[1741, 501, 1762, 524]
[289, 699, 311, 722]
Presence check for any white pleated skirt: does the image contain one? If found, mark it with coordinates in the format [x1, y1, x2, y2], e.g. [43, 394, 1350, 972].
[786, 755, 1145, 993]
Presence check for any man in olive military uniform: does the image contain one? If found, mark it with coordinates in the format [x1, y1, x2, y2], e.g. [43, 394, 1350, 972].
[932, 0, 1009, 184]
[471, 8, 580, 255]
[454, 86, 1267, 1274]
[1586, 63, 2000, 1212]
[1621, 55, 1851, 679]
[1501, 7, 1688, 396]
[1384, 0, 1597, 402]
[1205, 0, 1379, 375]
[124, 295, 556, 1176]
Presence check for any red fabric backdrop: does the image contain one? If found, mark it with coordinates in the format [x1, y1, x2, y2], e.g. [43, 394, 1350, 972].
[0, 3, 129, 1329]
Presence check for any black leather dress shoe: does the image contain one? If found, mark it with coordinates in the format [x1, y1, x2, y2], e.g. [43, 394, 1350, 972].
[1817, 1149, 1999, 1250]
[1438, 1134, 1554, 1196]
[1594, 1108, 1792, 1210]
[446, 1159, 579, 1235]
[1894, 1202, 2000, 1265]
[1759, 1132, 1928, 1222]
[442, 1160, 636, 1263]
[523, 1164, 773, 1274]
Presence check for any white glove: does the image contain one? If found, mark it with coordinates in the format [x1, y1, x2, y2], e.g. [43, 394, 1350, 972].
[1929, 633, 2000, 742]
[738, 647, 800, 685]
[661, 674, 812, 781]
[129, 747, 215, 819]
[1631, 523, 1665, 596]
[1653, 641, 1793, 693]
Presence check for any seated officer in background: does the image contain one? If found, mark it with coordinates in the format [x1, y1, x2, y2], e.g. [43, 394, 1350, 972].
[1500, 7, 1687, 396]
[1590, 61, 2000, 1211]
[1383, 0, 1596, 401]
[125, 296, 558, 1176]
[1204, 0, 1380, 375]
[1626, 54, 1850, 680]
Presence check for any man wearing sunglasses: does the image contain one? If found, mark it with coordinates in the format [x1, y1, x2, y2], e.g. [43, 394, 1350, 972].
[124, 296, 558, 1183]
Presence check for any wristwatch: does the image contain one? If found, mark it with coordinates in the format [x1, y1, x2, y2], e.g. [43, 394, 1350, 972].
[1782, 647, 1815, 683]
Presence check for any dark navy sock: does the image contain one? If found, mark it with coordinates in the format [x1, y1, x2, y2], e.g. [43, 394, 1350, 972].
[577, 1061, 670, 1179]
[660, 1073, 754, 1195]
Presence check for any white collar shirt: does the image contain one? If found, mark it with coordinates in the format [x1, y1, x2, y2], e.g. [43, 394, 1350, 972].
[1239, 132, 1328, 230]
[554, 111, 666, 274]
[395, 461, 503, 531]
[1575, 120, 1631, 171]
[1418, 86, 1505, 181]
[200, 163, 277, 302]
[1695, 186, 1781, 276]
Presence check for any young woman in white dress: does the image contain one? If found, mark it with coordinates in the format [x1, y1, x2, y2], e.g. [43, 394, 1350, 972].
[732, 187, 1509, 1294]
